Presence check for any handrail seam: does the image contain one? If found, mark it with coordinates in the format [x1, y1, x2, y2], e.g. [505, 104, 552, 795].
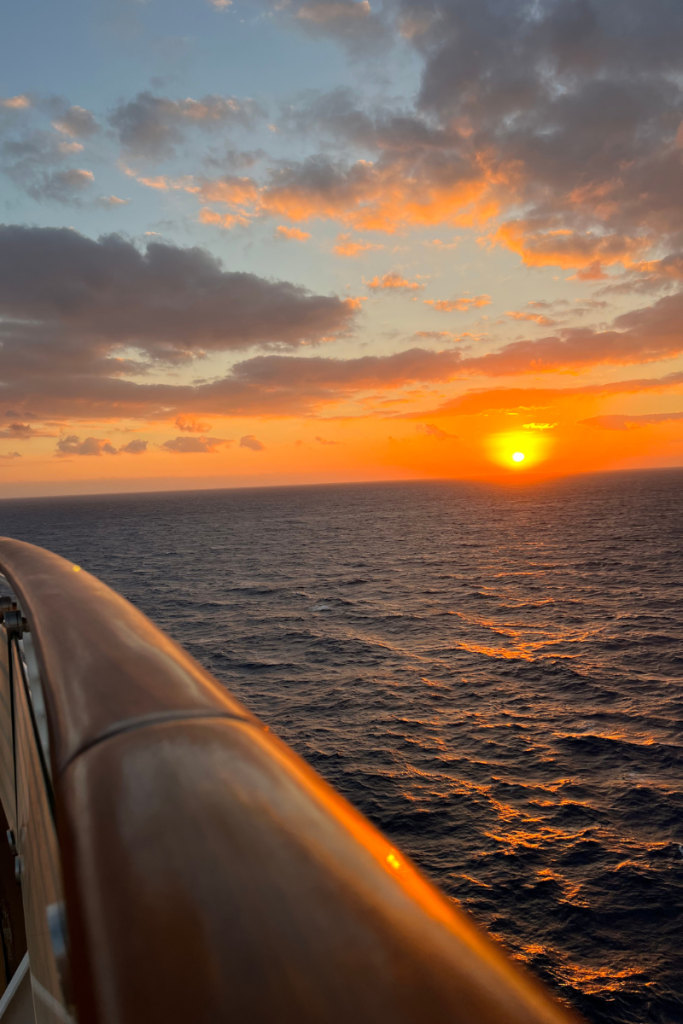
[57, 708, 258, 775]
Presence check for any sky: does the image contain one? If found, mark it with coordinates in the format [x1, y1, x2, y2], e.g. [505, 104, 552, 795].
[1, 0, 683, 496]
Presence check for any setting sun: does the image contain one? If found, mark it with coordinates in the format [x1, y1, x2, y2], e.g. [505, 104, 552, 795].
[487, 431, 552, 472]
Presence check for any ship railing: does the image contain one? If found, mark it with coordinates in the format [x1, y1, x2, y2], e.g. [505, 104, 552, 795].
[0, 537, 579, 1024]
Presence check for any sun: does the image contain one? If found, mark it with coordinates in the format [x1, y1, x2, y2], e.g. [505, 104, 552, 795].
[487, 431, 552, 471]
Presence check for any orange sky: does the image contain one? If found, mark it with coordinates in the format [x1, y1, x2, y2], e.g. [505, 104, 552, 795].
[1, 0, 682, 496]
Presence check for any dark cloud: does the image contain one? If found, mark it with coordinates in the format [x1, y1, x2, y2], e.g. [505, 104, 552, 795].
[4, 290, 683, 422]
[55, 434, 148, 455]
[51, 105, 99, 138]
[1, 131, 95, 204]
[0, 344, 464, 421]
[175, 416, 212, 433]
[0, 96, 100, 205]
[2, 345, 682, 424]
[315, 435, 339, 444]
[598, 255, 683, 296]
[56, 435, 118, 457]
[452, 292, 683, 376]
[0, 452, 21, 460]
[0, 225, 357, 368]
[162, 436, 231, 453]
[280, 87, 448, 152]
[398, 0, 683, 265]
[0, 423, 51, 439]
[1, 218, 682, 423]
[119, 439, 148, 453]
[29, 168, 94, 203]
[109, 92, 264, 160]
[203, 2, 683, 280]
[239, 434, 265, 451]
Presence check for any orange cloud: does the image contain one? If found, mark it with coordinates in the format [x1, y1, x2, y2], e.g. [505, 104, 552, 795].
[198, 207, 250, 229]
[431, 371, 683, 418]
[572, 260, 610, 281]
[506, 311, 557, 326]
[122, 165, 198, 194]
[333, 234, 383, 256]
[581, 411, 683, 430]
[194, 152, 499, 235]
[366, 272, 423, 292]
[494, 220, 644, 271]
[275, 225, 311, 241]
[0, 95, 30, 109]
[425, 294, 491, 312]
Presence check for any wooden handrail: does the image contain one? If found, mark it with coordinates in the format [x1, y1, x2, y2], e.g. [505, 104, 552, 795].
[0, 538, 580, 1024]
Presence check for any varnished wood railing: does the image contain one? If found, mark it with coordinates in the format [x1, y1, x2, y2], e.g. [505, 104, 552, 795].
[0, 538, 580, 1024]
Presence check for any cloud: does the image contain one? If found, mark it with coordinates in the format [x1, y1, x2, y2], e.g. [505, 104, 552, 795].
[598, 254, 683, 296]
[392, 0, 683, 273]
[97, 195, 129, 208]
[581, 411, 683, 431]
[0, 422, 52, 439]
[332, 233, 383, 256]
[366, 272, 423, 293]
[297, 1, 371, 24]
[56, 435, 118, 457]
[0, 452, 21, 460]
[275, 225, 311, 241]
[0, 225, 357, 366]
[51, 105, 98, 139]
[239, 434, 265, 451]
[0, 96, 30, 110]
[119, 439, 148, 453]
[109, 92, 264, 160]
[425, 294, 491, 313]
[210, 0, 232, 8]
[186, 3, 683, 285]
[162, 436, 231, 453]
[3, 217, 683, 424]
[34, 168, 94, 201]
[175, 415, 212, 433]
[4, 314, 683, 424]
[457, 292, 683, 376]
[506, 311, 557, 326]
[419, 423, 457, 439]
[196, 149, 491, 234]
[292, 1, 389, 52]
[493, 221, 643, 273]
[1, 127, 96, 203]
[429, 372, 683, 419]
[315, 435, 340, 444]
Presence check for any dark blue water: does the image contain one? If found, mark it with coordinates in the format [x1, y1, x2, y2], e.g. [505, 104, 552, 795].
[1, 471, 682, 1023]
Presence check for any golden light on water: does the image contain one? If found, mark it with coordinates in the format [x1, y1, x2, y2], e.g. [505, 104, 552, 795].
[487, 431, 552, 471]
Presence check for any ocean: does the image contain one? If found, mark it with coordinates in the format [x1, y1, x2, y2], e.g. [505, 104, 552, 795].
[1, 470, 682, 1024]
